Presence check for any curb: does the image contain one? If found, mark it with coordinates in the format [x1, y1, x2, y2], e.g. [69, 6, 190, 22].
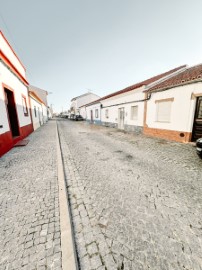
[56, 121, 79, 270]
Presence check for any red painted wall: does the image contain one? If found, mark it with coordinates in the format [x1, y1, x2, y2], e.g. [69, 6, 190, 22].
[0, 123, 33, 157]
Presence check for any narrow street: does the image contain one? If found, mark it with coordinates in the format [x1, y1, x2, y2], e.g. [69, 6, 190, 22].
[0, 119, 202, 270]
[57, 119, 202, 270]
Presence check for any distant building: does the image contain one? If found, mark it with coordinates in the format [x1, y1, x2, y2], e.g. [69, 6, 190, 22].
[29, 91, 46, 130]
[81, 100, 102, 124]
[70, 92, 100, 116]
[99, 66, 186, 133]
[0, 31, 33, 157]
[29, 85, 49, 123]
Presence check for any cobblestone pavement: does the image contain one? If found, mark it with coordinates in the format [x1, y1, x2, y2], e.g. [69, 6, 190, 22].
[57, 119, 202, 270]
[0, 121, 62, 270]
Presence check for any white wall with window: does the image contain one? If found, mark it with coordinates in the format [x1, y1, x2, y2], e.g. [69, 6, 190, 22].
[86, 102, 101, 123]
[29, 94, 43, 130]
[131, 105, 138, 120]
[101, 87, 145, 128]
[145, 82, 202, 132]
[0, 61, 32, 132]
[155, 99, 173, 123]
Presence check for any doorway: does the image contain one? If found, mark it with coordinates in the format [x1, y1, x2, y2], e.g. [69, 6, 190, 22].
[90, 110, 93, 122]
[192, 96, 202, 141]
[118, 107, 125, 130]
[4, 88, 20, 137]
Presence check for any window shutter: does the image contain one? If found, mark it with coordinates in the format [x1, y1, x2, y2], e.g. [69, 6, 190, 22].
[131, 106, 138, 120]
[156, 101, 172, 122]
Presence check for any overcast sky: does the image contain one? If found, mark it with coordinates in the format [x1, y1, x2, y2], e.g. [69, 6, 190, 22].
[1, 0, 202, 113]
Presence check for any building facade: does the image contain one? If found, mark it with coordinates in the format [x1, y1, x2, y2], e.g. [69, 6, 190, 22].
[0, 31, 33, 157]
[85, 66, 186, 134]
[29, 85, 49, 124]
[144, 64, 202, 142]
[85, 101, 102, 124]
[29, 91, 45, 131]
[70, 92, 100, 115]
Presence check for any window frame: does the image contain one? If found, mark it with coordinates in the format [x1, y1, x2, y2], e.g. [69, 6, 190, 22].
[155, 98, 174, 123]
[22, 95, 29, 116]
[131, 105, 138, 120]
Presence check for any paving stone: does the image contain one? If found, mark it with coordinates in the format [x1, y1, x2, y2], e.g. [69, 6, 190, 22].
[57, 120, 202, 270]
[0, 121, 62, 269]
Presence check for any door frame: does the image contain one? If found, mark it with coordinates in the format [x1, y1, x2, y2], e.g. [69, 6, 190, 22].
[3, 83, 20, 138]
[191, 96, 202, 141]
[90, 110, 93, 122]
[118, 107, 125, 130]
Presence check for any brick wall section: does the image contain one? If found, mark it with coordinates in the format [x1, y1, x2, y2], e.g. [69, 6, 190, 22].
[143, 126, 192, 143]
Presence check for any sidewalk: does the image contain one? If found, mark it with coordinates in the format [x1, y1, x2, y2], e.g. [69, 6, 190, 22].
[0, 120, 73, 270]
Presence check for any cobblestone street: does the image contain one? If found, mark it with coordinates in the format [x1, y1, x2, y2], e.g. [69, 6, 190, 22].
[0, 121, 62, 270]
[1, 119, 202, 270]
[58, 119, 202, 270]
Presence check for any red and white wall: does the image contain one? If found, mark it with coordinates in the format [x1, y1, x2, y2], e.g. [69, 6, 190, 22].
[0, 31, 33, 157]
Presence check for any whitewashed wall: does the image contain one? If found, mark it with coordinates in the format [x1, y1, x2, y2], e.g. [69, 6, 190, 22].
[80, 106, 86, 119]
[71, 93, 100, 114]
[30, 96, 43, 130]
[146, 82, 202, 132]
[0, 61, 32, 135]
[101, 87, 145, 128]
[86, 103, 101, 123]
[42, 104, 48, 123]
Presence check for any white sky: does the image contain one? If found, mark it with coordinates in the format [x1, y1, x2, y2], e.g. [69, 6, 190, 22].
[1, 0, 202, 113]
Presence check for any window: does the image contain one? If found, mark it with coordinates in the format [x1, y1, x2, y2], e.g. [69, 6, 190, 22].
[34, 106, 37, 117]
[156, 98, 174, 122]
[131, 106, 138, 120]
[22, 96, 28, 116]
[95, 109, 99, 118]
[105, 109, 109, 118]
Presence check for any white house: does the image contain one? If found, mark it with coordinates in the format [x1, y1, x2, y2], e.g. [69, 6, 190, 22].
[84, 100, 102, 124]
[70, 92, 100, 115]
[79, 105, 87, 119]
[0, 31, 33, 157]
[100, 65, 186, 133]
[144, 64, 202, 142]
[29, 85, 49, 124]
[29, 91, 45, 130]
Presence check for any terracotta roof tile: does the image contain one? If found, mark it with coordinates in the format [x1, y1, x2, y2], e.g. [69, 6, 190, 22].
[148, 64, 202, 92]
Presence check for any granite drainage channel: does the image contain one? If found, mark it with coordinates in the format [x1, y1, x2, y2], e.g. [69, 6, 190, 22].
[56, 121, 80, 270]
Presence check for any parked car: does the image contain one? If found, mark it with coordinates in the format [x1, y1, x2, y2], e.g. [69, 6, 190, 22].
[75, 115, 84, 121]
[69, 114, 75, 120]
[196, 138, 202, 158]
